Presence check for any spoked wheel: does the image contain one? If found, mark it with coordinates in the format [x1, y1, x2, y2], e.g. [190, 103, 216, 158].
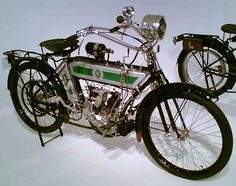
[178, 46, 236, 96]
[142, 91, 233, 180]
[9, 60, 68, 133]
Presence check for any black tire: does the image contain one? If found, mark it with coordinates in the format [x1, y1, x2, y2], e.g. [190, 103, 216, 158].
[177, 41, 236, 95]
[9, 60, 68, 133]
[142, 91, 233, 180]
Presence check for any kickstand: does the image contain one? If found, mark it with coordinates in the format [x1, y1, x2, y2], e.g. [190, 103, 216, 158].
[32, 104, 63, 147]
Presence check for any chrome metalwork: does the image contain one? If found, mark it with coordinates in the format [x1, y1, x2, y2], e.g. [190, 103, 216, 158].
[141, 15, 167, 41]
[123, 6, 135, 18]
[51, 7, 168, 132]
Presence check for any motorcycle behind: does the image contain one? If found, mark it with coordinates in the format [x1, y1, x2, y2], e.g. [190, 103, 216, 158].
[3, 6, 233, 180]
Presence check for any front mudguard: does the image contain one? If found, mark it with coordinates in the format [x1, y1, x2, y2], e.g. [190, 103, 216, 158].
[134, 82, 216, 136]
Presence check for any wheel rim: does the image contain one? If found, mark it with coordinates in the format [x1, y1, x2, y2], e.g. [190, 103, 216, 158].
[147, 98, 223, 172]
[183, 49, 229, 91]
[14, 65, 60, 129]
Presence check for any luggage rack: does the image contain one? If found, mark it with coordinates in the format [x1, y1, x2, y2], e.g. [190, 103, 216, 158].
[3, 50, 44, 66]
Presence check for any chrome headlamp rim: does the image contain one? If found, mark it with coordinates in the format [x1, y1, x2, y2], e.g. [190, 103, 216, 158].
[141, 15, 167, 41]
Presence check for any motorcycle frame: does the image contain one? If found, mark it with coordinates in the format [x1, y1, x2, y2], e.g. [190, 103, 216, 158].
[53, 25, 168, 116]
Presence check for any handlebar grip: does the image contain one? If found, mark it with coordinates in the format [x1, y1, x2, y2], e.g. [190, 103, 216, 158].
[110, 26, 121, 33]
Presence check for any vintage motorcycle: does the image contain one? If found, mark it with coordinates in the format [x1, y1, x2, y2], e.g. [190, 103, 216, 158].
[3, 6, 233, 180]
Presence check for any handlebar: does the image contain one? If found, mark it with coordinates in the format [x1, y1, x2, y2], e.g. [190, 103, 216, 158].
[109, 15, 127, 33]
[109, 15, 144, 39]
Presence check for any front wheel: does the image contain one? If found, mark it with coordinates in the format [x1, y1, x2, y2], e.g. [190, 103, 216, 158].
[142, 90, 233, 180]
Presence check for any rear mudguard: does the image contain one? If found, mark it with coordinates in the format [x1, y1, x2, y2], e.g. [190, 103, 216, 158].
[7, 57, 46, 90]
[174, 33, 236, 65]
[134, 82, 216, 138]
[7, 58, 66, 96]
[174, 33, 220, 44]
[174, 33, 221, 49]
[7, 58, 70, 122]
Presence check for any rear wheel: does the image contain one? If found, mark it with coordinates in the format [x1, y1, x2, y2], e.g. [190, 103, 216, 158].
[178, 43, 236, 95]
[142, 90, 233, 180]
[9, 60, 68, 133]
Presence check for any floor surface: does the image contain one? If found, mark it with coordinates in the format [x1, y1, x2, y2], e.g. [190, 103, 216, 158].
[0, 85, 235, 186]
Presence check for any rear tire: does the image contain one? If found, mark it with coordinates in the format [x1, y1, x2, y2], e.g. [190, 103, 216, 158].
[9, 60, 68, 133]
[177, 41, 236, 95]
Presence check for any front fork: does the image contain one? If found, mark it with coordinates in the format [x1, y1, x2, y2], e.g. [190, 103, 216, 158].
[157, 99, 187, 139]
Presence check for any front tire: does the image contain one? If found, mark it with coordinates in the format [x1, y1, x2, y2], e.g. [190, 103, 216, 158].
[142, 90, 233, 180]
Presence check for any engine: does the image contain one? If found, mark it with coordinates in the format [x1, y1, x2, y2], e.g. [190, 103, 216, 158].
[82, 85, 121, 135]
[82, 84, 134, 136]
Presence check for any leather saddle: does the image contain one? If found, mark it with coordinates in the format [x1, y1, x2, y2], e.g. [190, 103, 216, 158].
[221, 24, 236, 34]
[40, 34, 78, 55]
